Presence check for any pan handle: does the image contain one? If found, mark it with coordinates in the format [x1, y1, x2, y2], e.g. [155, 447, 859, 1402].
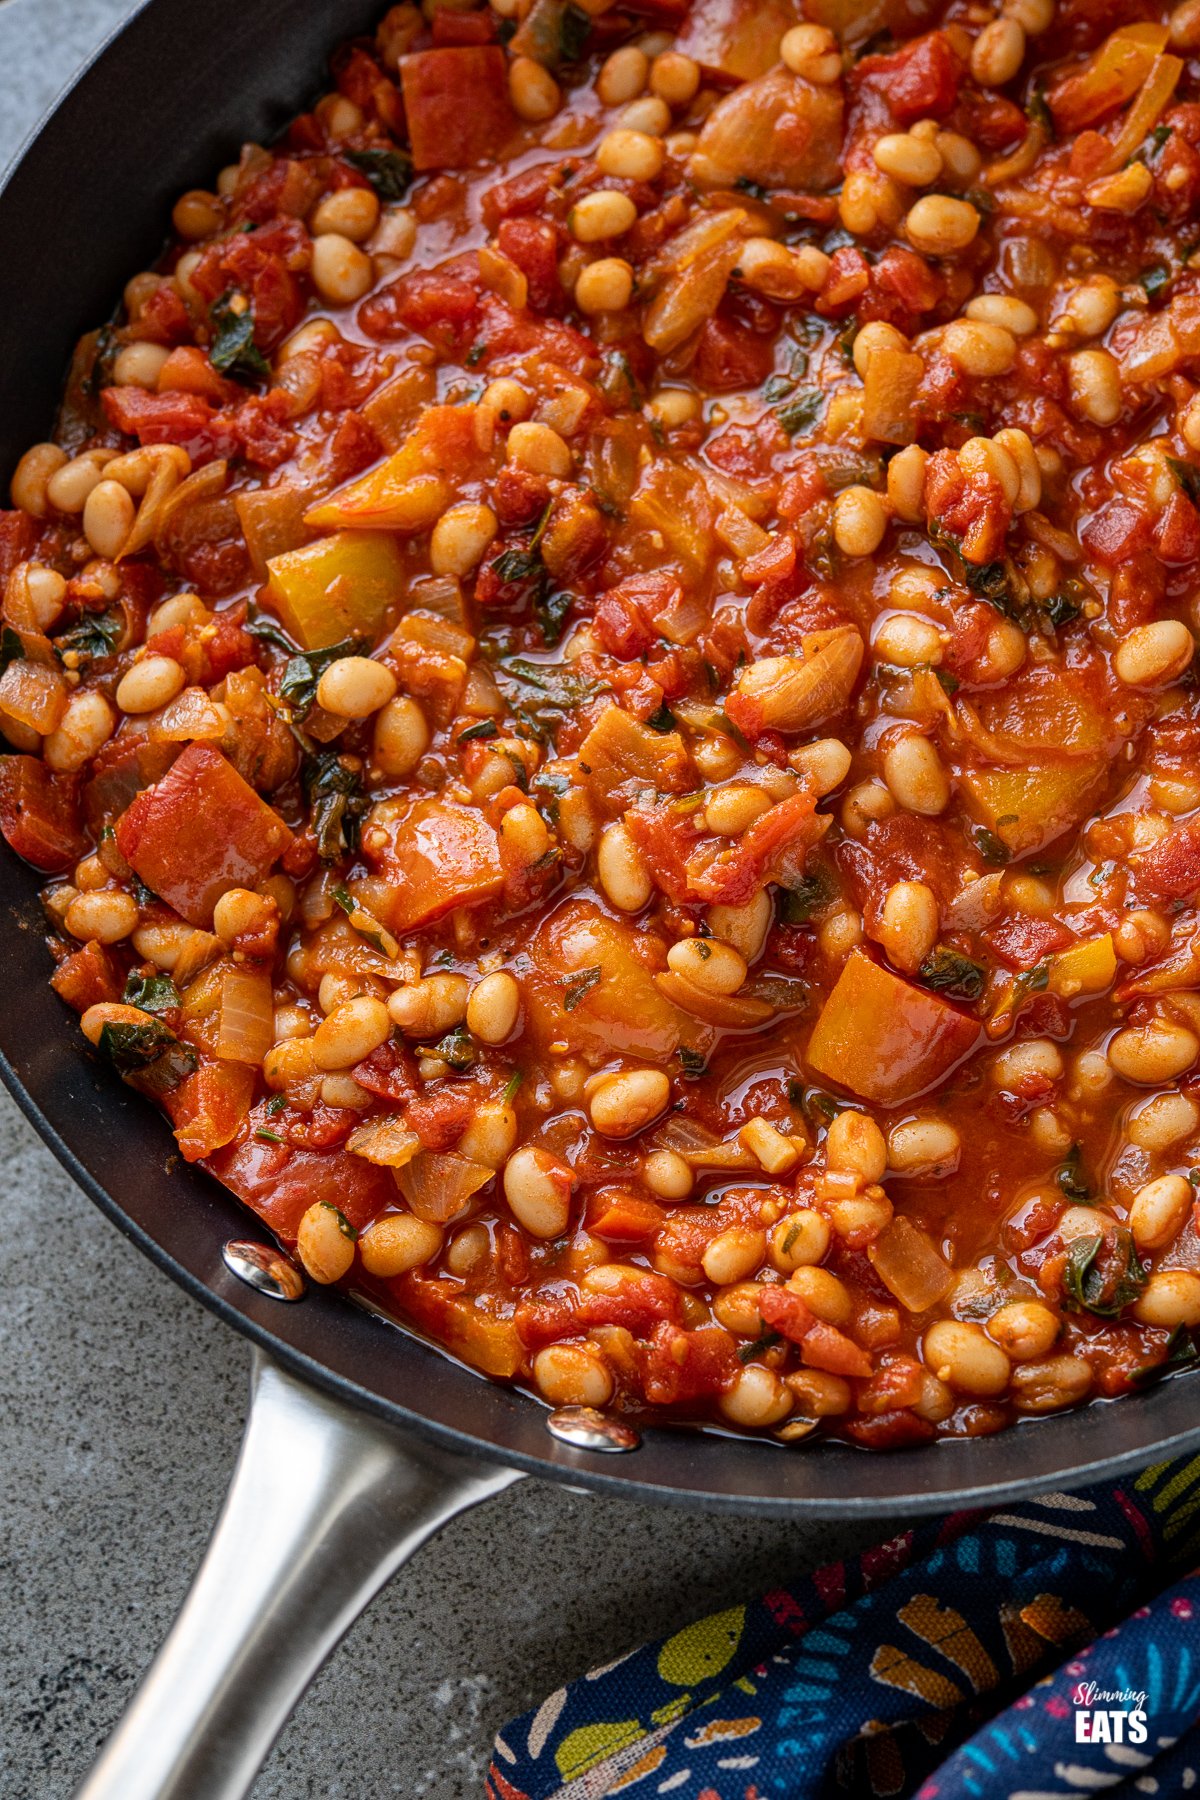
[75, 1348, 524, 1800]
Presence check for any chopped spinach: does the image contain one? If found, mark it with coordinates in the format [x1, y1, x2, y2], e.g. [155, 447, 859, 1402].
[1133, 1323, 1200, 1385]
[1140, 263, 1172, 302]
[777, 868, 833, 925]
[1167, 455, 1200, 506]
[598, 349, 642, 411]
[677, 1046, 708, 1080]
[761, 349, 822, 437]
[562, 965, 602, 1011]
[1063, 1228, 1147, 1319]
[279, 636, 368, 721]
[918, 945, 986, 1002]
[433, 1025, 476, 1071]
[209, 291, 269, 385]
[553, 0, 590, 60]
[303, 752, 369, 860]
[971, 825, 1011, 867]
[458, 718, 500, 742]
[738, 1331, 782, 1363]
[53, 610, 123, 668]
[1026, 81, 1054, 137]
[97, 1018, 197, 1092]
[245, 607, 298, 653]
[1057, 1142, 1090, 1201]
[502, 1069, 524, 1105]
[1011, 958, 1051, 1005]
[344, 147, 412, 202]
[122, 971, 181, 1016]
[645, 702, 677, 733]
[494, 655, 600, 745]
[0, 623, 23, 677]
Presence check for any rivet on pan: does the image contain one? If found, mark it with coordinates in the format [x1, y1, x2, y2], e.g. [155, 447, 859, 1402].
[546, 1406, 641, 1453]
[222, 1239, 306, 1302]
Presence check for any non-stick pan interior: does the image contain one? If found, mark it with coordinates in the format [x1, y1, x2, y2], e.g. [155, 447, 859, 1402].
[3, 0, 1199, 1514]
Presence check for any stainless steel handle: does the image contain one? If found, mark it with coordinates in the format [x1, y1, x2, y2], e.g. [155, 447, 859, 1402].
[75, 1349, 523, 1800]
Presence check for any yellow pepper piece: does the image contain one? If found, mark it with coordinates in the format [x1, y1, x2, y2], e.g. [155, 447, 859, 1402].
[265, 530, 404, 650]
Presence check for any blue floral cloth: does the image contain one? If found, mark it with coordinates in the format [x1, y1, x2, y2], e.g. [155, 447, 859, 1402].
[489, 1455, 1200, 1799]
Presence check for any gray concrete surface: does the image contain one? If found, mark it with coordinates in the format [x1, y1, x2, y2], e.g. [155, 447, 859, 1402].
[0, 5, 878, 1795]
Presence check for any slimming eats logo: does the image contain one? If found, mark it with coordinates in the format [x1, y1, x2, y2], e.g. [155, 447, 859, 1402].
[1071, 1681, 1149, 1744]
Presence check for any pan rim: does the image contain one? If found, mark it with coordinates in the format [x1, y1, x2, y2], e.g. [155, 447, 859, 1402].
[5, 0, 1200, 1518]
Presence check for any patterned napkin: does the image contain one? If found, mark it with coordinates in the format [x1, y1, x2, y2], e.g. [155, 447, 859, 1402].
[488, 1455, 1200, 1799]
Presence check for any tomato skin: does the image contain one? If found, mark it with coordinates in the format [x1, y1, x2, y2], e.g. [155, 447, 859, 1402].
[127, 282, 193, 345]
[0, 756, 85, 872]
[636, 1322, 740, 1405]
[692, 311, 776, 390]
[207, 1133, 395, 1238]
[496, 218, 562, 314]
[1132, 820, 1200, 901]
[0, 509, 35, 585]
[358, 264, 480, 348]
[399, 47, 517, 172]
[114, 742, 292, 927]
[855, 32, 962, 126]
[50, 939, 124, 1011]
[983, 914, 1072, 969]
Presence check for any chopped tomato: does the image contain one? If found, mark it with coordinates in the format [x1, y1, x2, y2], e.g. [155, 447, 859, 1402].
[114, 743, 292, 926]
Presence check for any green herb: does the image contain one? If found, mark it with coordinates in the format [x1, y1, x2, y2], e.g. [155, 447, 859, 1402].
[802, 1088, 840, 1125]
[1057, 1142, 1090, 1201]
[266, 1093, 287, 1116]
[972, 825, 1011, 867]
[776, 389, 822, 436]
[245, 608, 297, 653]
[254, 1126, 284, 1145]
[98, 1017, 178, 1070]
[502, 1069, 524, 1106]
[677, 1046, 708, 1079]
[1132, 1323, 1200, 1385]
[735, 176, 771, 201]
[645, 702, 677, 733]
[279, 637, 367, 720]
[935, 668, 960, 695]
[317, 1201, 357, 1241]
[344, 147, 413, 201]
[53, 611, 123, 667]
[433, 1025, 476, 1071]
[738, 1331, 782, 1363]
[777, 868, 832, 925]
[0, 623, 23, 677]
[465, 340, 487, 368]
[458, 718, 500, 741]
[562, 965, 602, 1011]
[490, 512, 569, 648]
[331, 884, 393, 956]
[598, 348, 642, 411]
[1041, 589, 1082, 630]
[1011, 958, 1051, 1005]
[209, 291, 269, 384]
[535, 586, 573, 647]
[494, 656, 600, 745]
[1062, 1228, 1147, 1318]
[122, 971, 181, 1016]
[1167, 455, 1200, 506]
[1140, 264, 1171, 302]
[303, 753, 369, 861]
[918, 946, 986, 1002]
[1026, 81, 1054, 137]
[97, 1018, 197, 1092]
[558, 0, 592, 61]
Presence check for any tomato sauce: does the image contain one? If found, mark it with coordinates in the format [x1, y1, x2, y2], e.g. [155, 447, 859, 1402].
[4, 0, 1200, 1446]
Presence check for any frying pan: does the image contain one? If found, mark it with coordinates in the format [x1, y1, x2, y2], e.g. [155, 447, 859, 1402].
[4, 3, 1200, 1794]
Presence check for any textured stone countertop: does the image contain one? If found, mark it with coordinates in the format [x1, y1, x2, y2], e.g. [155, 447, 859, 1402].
[0, 5, 877, 1794]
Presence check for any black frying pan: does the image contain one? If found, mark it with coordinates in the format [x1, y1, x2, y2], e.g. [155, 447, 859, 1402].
[4, 3, 1200, 1793]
